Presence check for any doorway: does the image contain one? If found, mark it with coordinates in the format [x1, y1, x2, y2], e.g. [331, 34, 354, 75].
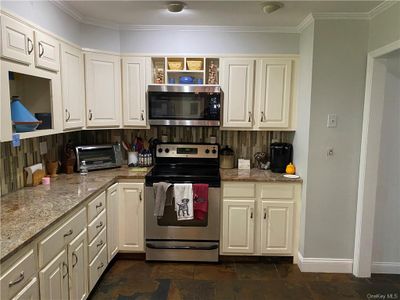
[353, 41, 400, 277]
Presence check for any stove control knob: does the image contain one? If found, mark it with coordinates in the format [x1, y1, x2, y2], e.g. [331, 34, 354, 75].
[165, 148, 170, 153]
[158, 148, 163, 153]
[212, 149, 217, 154]
[205, 149, 210, 154]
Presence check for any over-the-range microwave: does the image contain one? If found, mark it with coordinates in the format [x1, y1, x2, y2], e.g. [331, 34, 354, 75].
[147, 85, 221, 126]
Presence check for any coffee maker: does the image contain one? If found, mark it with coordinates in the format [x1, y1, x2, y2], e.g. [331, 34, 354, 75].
[270, 143, 293, 173]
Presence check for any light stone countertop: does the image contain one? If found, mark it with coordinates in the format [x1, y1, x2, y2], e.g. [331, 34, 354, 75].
[0, 167, 148, 263]
[220, 168, 303, 183]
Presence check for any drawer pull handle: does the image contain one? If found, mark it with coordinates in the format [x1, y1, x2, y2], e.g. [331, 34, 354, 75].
[88, 110, 93, 121]
[62, 262, 69, 278]
[97, 262, 104, 270]
[96, 202, 103, 209]
[27, 38, 33, 55]
[139, 191, 142, 202]
[261, 111, 265, 122]
[96, 221, 103, 229]
[97, 240, 104, 248]
[248, 111, 252, 123]
[72, 252, 78, 268]
[140, 110, 144, 121]
[9, 272, 24, 287]
[63, 229, 73, 237]
[65, 109, 71, 122]
[38, 42, 44, 57]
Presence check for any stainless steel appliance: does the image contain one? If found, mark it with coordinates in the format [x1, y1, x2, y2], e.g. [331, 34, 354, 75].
[75, 144, 122, 171]
[147, 85, 221, 126]
[145, 143, 220, 262]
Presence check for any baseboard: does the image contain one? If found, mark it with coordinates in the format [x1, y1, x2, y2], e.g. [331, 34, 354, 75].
[372, 262, 400, 274]
[297, 251, 353, 273]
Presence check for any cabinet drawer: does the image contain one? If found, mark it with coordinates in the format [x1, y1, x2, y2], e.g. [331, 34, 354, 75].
[88, 245, 107, 291]
[11, 277, 39, 300]
[88, 209, 106, 242]
[260, 184, 294, 200]
[88, 192, 106, 223]
[0, 249, 36, 300]
[88, 227, 107, 263]
[39, 207, 86, 268]
[223, 183, 256, 198]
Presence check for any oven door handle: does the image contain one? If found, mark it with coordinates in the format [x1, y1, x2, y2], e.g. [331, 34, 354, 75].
[146, 242, 218, 251]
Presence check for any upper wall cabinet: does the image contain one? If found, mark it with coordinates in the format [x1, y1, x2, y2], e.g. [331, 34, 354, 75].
[0, 15, 60, 72]
[34, 31, 60, 72]
[85, 53, 122, 128]
[254, 59, 292, 129]
[0, 15, 34, 66]
[60, 43, 85, 130]
[122, 57, 147, 127]
[220, 58, 255, 128]
[221, 57, 296, 130]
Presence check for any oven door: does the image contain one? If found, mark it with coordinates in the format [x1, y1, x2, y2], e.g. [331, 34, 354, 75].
[147, 85, 221, 126]
[145, 186, 220, 241]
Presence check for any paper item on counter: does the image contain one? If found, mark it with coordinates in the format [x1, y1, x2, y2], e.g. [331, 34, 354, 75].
[238, 159, 251, 170]
[24, 163, 43, 185]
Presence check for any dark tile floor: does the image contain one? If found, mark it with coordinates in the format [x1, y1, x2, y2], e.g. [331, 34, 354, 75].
[89, 259, 400, 300]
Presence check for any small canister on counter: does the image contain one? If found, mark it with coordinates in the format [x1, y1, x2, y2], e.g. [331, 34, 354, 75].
[220, 146, 235, 169]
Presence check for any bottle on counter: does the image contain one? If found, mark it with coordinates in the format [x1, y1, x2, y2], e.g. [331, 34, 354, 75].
[80, 161, 88, 176]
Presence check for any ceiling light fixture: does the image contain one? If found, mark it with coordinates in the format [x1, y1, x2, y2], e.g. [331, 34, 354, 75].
[167, 2, 185, 13]
[262, 2, 284, 14]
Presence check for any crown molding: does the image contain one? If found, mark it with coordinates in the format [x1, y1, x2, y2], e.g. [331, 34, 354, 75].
[368, 0, 398, 19]
[296, 13, 314, 33]
[52, 0, 83, 22]
[312, 12, 370, 20]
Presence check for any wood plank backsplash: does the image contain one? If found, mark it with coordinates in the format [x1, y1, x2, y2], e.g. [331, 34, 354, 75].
[1, 127, 293, 195]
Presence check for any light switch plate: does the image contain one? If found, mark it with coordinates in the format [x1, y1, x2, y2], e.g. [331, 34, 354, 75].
[39, 141, 48, 155]
[327, 114, 337, 128]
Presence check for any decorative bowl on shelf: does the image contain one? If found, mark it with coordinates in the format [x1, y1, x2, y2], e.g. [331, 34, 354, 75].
[187, 60, 203, 70]
[168, 61, 183, 70]
[10, 96, 42, 133]
[179, 76, 194, 84]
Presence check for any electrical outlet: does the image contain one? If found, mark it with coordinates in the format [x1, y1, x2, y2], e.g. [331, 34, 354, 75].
[39, 141, 48, 155]
[327, 114, 337, 128]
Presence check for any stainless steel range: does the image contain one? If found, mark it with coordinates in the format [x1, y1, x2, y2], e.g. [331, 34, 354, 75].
[145, 143, 220, 262]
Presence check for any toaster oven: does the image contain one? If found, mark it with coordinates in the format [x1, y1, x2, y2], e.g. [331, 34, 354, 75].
[75, 144, 122, 171]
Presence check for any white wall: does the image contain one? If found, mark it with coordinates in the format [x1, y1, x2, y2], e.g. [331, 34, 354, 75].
[301, 19, 369, 259]
[120, 30, 299, 54]
[1, 0, 81, 45]
[368, 2, 400, 52]
[372, 53, 400, 265]
[80, 23, 121, 53]
[293, 22, 314, 255]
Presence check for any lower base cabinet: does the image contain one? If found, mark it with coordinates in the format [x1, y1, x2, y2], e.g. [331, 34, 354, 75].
[88, 245, 107, 291]
[68, 229, 88, 300]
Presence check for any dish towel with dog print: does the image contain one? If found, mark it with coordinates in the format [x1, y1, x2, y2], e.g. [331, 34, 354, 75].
[193, 184, 208, 221]
[174, 183, 194, 221]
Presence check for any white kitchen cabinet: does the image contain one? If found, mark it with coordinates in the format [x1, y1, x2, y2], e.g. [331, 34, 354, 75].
[260, 201, 294, 254]
[122, 57, 147, 127]
[11, 278, 39, 300]
[39, 250, 69, 300]
[60, 43, 85, 130]
[68, 229, 88, 300]
[222, 199, 255, 253]
[0, 15, 34, 65]
[254, 59, 292, 129]
[85, 53, 121, 127]
[107, 183, 119, 261]
[34, 31, 60, 72]
[118, 183, 144, 252]
[221, 58, 255, 128]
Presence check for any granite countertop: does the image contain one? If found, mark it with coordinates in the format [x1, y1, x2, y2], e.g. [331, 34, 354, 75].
[220, 168, 303, 183]
[0, 167, 148, 263]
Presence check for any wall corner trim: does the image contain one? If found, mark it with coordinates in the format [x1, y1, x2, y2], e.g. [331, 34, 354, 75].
[368, 0, 398, 19]
[296, 14, 314, 33]
[371, 262, 400, 274]
[298, 252, 353, 273]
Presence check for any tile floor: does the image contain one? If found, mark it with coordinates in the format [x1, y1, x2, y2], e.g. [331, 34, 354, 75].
[89, 259, 400, 300]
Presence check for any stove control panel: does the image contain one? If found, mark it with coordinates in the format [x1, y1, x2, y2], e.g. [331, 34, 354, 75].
[156, 144, 219, 159]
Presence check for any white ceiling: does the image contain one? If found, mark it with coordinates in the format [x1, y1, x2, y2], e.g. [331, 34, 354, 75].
[61, 1, 383, 29]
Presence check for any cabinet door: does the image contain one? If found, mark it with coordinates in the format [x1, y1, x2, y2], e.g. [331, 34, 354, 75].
[222, 199, 255, 253]
[68, 229, 88, 300]
[254, 59, 292, 128]
[261, 201, 293, 254]
[11, 278, 39, 300]
[39, 250, 69, 300]
[118, 183, 144, 252]
[107, 183, 119, 261]
[34, 31, 60, 72]
[0, 16, 34, 65]
[122, 57, 147, 127]
[221, 58, 255, 128]
[85, 53, 121, 127]
[61, 44, 85, 129]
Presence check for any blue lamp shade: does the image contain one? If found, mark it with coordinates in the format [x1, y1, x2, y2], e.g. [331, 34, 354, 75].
[10, 97, 41, 132]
